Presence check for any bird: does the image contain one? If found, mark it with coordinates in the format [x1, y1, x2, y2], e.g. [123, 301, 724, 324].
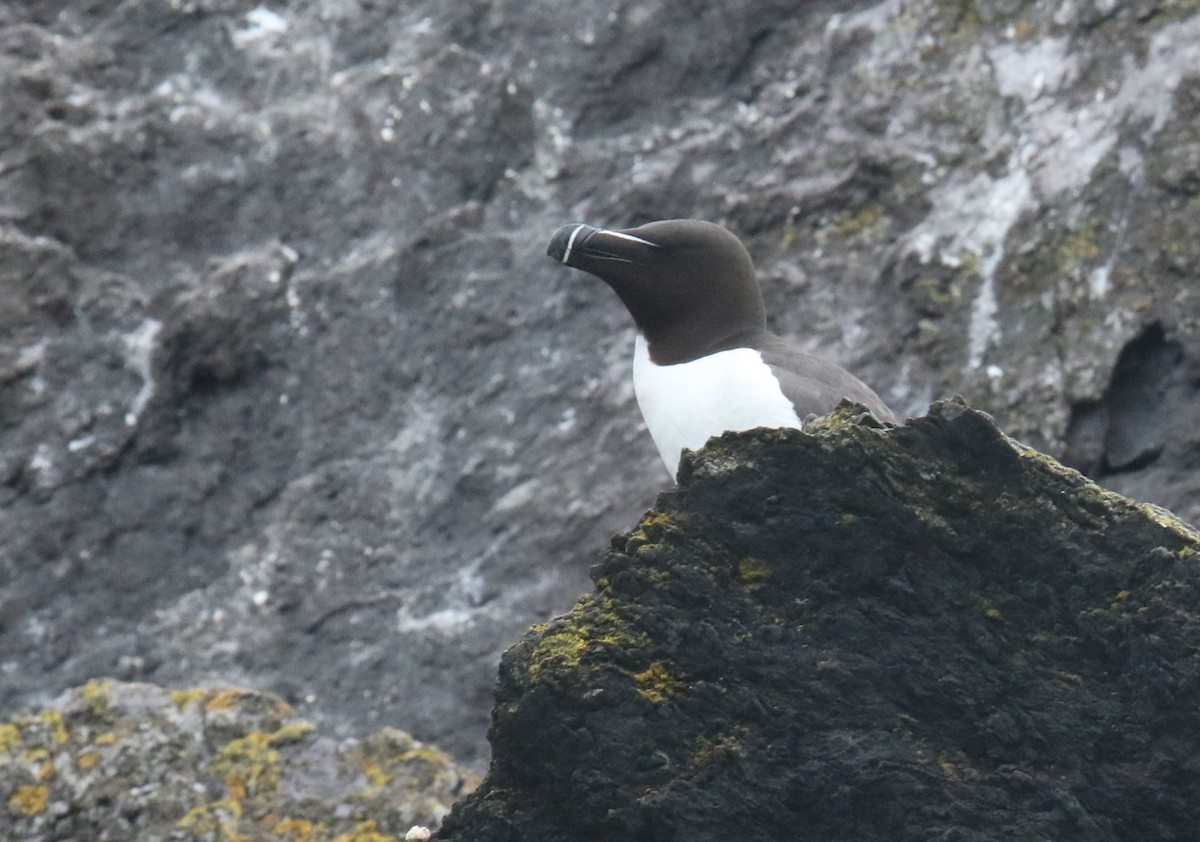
[547, 219, 895, 479]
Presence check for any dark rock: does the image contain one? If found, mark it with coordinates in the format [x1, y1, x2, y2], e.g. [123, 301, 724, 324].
[1064, 322, 1186, 474]
[438, 402, 1200, 841]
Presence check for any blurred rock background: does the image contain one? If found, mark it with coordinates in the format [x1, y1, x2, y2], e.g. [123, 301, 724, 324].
[1, 0, 1197, 769]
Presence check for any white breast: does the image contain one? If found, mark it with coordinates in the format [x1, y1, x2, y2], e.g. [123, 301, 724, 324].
[632, 334, 803, 479]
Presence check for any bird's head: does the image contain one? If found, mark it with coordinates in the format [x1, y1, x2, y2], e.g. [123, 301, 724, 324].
[547, 219, 766, 363]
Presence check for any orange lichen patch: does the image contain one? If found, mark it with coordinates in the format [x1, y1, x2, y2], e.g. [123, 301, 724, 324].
[9, 784, 49, 816]
[78, 751, 102, 771]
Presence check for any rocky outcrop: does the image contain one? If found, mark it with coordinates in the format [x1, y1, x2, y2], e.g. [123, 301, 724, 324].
[0, 680, 475, 841]
[438, 402, 1200, 841]
[1, 1, 1199, 768]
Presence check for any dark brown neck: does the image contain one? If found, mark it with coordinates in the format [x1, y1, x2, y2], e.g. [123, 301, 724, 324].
[642, 322, 770, 366]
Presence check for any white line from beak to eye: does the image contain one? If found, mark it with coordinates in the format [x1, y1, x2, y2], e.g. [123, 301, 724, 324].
[598, 230, 659, 247]
[562, 224, 586, 264]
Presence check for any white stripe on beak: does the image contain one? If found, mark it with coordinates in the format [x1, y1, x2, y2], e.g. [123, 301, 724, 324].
[561, 224, 586, 264]
[597, 230, 659, 247]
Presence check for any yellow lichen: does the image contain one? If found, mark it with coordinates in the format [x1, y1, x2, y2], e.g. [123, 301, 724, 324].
[827, 202, 885, 239]
[38, 709, 70, 746]
[269, 721, 316, 746]
[1138, 502, 1200, 543]
[331, 820, 392, 842]
[0, 722, 20, 753]
[80, 679, 113, 717]
[77, 751, 102, 770]
[93, 732, 118, 746]
[528, 629, 588, 674]
[274, 818, 316, 841]
[176, 799, 245, 840]
[170, 688, 205, 711]
[640, 511, 675, 529]
[204, 689, 247, 711]
[9, 784, 49, 816]
[528, 599, 651, 679]
[363, 760, 391, 789]
[627, 511, 677, 551]
[633, 661, 682, 705]
[212, 732, 282, 800]
[691, 728, 746, 766]
[737, 556, 772, 584]
[36, 757, 57, 781]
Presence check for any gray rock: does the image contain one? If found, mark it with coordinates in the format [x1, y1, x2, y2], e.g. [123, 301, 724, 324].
[0, 680, 474, 841]
[0, 0, 1197, 768]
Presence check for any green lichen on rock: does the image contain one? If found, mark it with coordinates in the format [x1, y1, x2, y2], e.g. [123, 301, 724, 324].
[631, 661, 683, 705]
[0, 682, 476, 841]
[737, 556, 773, 584]
[438, 400, 1200, 841]
[820, 202, 888, 242]
[1008, 216, 1107, 300]
[526, 595, 653, 684]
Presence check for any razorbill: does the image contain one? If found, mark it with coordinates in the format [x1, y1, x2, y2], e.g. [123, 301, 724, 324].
[547, 219, 896, 479]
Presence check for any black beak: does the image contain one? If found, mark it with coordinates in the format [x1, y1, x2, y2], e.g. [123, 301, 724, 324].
[547, 224, 598, 264]
[549, 223, 659, 268]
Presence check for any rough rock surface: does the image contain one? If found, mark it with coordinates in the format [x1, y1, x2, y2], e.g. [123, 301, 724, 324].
[438, 401, 1200, 841]
[0, 680, 474, 841]
[1, 1, 1199, 767]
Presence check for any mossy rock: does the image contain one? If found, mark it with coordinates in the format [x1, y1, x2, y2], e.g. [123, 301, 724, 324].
[439, 400, 1200, 841]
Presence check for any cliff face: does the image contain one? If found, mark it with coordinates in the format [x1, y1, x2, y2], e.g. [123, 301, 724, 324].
[439, 402, 1200, 841]
[2, 1, 1200, 767]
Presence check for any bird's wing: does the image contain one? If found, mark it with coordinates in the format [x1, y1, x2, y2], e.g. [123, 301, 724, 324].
[756, 336, 897, 424]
